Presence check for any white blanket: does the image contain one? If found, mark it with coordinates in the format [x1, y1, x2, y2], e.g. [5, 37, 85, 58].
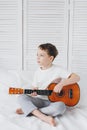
[0, 70, 87, 130]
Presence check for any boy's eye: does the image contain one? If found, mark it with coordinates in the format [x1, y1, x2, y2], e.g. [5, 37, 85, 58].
[37, 54, 44, 57]
[40, 54, 43, 56]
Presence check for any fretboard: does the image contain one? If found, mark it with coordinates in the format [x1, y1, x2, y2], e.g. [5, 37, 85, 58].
[24, 89, 52, 95]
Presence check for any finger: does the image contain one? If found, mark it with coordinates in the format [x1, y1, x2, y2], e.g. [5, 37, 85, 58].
[33, 92, 37, 96]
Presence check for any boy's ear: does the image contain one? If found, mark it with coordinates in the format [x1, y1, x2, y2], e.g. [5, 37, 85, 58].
[50, 56, 54, 61]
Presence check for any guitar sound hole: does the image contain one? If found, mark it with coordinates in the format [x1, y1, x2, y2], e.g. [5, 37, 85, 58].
[57, 90, 64, 97]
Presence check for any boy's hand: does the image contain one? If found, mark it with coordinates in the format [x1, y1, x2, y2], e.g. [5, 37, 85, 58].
[52, 78, 63, 93]
[30, 87, 38, 96]
[53, 83, 63, 93]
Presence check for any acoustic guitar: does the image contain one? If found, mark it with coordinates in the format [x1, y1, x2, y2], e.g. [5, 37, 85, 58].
[9, 83, 80, 107]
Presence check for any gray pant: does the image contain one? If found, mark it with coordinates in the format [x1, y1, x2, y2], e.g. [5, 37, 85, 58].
[18, 95, 66, 117]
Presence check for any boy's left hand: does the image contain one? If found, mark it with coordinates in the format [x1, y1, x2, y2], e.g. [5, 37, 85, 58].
[53, 83, 63, 93]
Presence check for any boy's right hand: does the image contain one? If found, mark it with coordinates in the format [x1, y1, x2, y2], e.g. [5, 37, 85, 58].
[30, 87, 38, 96]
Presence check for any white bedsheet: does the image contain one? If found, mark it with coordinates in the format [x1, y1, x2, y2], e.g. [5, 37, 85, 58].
[0, 71, 87, 130]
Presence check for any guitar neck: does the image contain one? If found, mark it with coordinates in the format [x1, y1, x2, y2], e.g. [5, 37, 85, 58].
[9, 88, 52, 95]
[24, 89, 52, 95]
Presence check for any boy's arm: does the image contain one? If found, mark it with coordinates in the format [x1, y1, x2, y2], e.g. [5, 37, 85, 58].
[53, 73, 80, 93]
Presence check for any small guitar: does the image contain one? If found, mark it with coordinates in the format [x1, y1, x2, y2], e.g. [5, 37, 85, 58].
[9, 83, 80, 107]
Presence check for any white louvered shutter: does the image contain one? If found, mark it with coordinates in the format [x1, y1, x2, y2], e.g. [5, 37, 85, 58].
[70, 0, 87, 74]
[69, 0, 87, 78]
[0, 0, 22, 70]
[23, 0, 69, 73]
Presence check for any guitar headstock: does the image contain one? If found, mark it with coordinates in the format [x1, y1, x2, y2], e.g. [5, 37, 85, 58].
[9, 88, 24, 94]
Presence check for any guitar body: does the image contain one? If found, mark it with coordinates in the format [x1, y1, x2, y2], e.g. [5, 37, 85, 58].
[48, 83, 80, 106]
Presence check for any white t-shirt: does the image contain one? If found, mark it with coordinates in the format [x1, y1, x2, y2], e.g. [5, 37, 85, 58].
[32, 64, 71, 100]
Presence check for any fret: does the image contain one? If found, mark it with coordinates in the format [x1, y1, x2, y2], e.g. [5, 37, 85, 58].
[24, 89, 33, 94]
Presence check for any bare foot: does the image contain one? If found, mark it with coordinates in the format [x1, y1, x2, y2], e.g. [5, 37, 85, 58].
[32, 109, 56, 126]
[45, 116, 56, 126]
[16, 108, 24, 114]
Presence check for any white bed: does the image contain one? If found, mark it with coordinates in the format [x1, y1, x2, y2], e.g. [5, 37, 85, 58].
[0, 70, 87, 130]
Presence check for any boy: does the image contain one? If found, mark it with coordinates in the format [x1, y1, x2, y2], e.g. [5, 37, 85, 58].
[16, 43, 80, 126]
